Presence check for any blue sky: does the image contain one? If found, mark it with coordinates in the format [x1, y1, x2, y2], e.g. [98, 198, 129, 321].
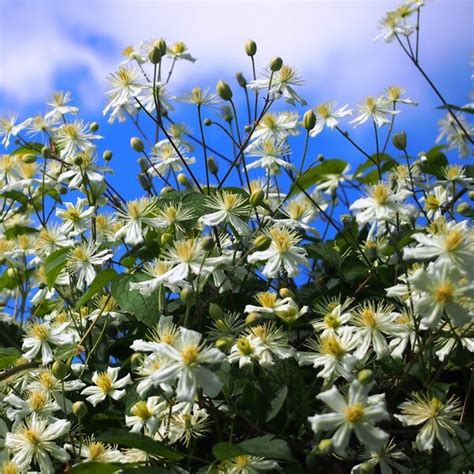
[0, 0, 472, 199]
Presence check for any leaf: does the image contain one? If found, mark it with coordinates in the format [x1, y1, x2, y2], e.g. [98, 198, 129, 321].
[69, 462, 122, 474]
[110, 273, 161, 327]
[419, 145, 448, 178]
[266, 385, 288, 421]
[437, 103, 474, 115]
[354, 153, 394, 176]
[44, 247, 70, 289]
[4, 225, 38, 240]
[0, 347, 21, 370]
[307, 242, 341, 269]
[75, 268, 118, 310]
[289, 159, 348, 196]
[10, 142, 43, 155]
[97, 431, 184, 461]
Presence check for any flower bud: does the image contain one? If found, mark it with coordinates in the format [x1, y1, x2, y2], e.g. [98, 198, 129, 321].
[74, 156, 83, 166]
[207, 157, 218, 175]
[138, 157, 149, 173]
[245, 312, 261, 326]
[245, 39, 257, 56]
[148, 46, 162, 64]
[177, 173, 189, 186]
[201, 236, 215, 252]
[358, 463, 375, 474]
[236, 72, 247, 88]
[89, 122, 99, 132]
[41, 146, 51, 158]
[469, 191, 474, 201]
[253, 235, 271, 251]
[131, 353, 142, 369]
[317, 439, 333, 454]
[21, 153, 36, 164]
[279, 287, 296, 299]
[154, 38, 167, 56]
[161, 186, 174, 194]
[160, 232, 173, 246]
[103, 150, 113, 161]
[216, 80, 233, 101]
[215, 336, 233, 351]
[357, 369, 374, 385]
[138, 173, 152, 192]
[72, 401, 88, 418]
[6, 268, 16, 279]
[244, 124, 252, 134]
[392, 131, 407, 151]
[52, 360, 68, 380]
[269, 57, 283, 72]
[249, 189, 265, 207]
[180, 287, 195, 306]
[209, 302, 224, 320]
[303, 110, 316, 131]
[456, 202, 470, 215]
[59, 186, 68, 195]
[204, 118, 212, 127]
[130, 137, 144, 152]
[317, 154, 324, 162]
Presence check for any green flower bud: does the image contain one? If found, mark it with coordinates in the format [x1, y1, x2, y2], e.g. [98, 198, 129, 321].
[209, 302, 224, 320]
[204, 118, 212, 127]
[245, 39, 257, 56]
[6, 268, 16, 279]
[59, 186, 68, 195]
[215, 336, 233, 351]
[89, 122, 99, 132]
[21, 153, 36, 164]
[161, 186, 174, 194]
[138, 173, 152, 191]
[245, 312, 261, 326]
[235, 72, 247, 87]
[269, 57, 283, 72]
[279, 287, 296, 299]
[317, 154, 324, 162]
[160, 232, 173, 246]
[303, 110, 316, 131]
[392, 131, 407, 151]
[52, 360, 68, 380]
[456, 202, 470, 215]
[155, 38, 167, 55]
[201, 236, 215, 252]
[207, 157, 218, 175]
[41, 146, 51, 158]
[249, 189, 265, 207]
[130, 353, 142, 369]
[358, 463, 375, 474]
[469, 191, 474, 201]
[102, 150, 113, 161]
[73, 156, 83, 166]
[317, 439, 333, 454]
[216, 80, 233, 101]
[244, 124, 252, 134]
[357, 369, 374, 385]
[72, 401, 88, 418]
[177, 173, 189, 185]
[253, 235, 271, 251]
[148, 46, 162, 64]
[180, 287, 195, 306]
[130, 137, 144, 152]
[138, 157, 148, 172]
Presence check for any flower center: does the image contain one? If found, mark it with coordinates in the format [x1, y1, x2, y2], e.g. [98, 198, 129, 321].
[360, 308, 377, 327]
[345, 403, 365, 424]
[88, 442, 106, 460]
[429, 397, 443, 416]
[29, 391, 47, 411]
[181, 346, 199, 365]
[434, 282, 454, 304]
[96, 372, 113, 393]
[23, 429, 40, 445]
[320, 336, 345, 357]
[256, 292, 277, 308]
[372, 184, 389, 204]
[32, 324, 49, 341]
[324, 313, 340, 329]
[174, 239, 196, 262]
[445, 229, 463, 251]
[425, 195, 440, 211]
[236, 337, 254, 356]
[132, 401, 152, 420]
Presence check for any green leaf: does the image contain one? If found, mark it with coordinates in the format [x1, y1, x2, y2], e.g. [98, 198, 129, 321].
[266, 385, 288, 421]
[97, 431, 184, 461]
[69, 462, 122, 474]
[0, 347, 21, 370]
[4, 225, 38, 240]
[75, 268, 118, 310]
[419, 145, 448, 178]
[437, 104, 474, 115]
[307, 242, 341, 269]
[289, 159, 348, 196]
[10, 142, 43, 155]
[354, 154, 396, 183]
[111, 273, 161, 327]
[44, 247, 70, 289]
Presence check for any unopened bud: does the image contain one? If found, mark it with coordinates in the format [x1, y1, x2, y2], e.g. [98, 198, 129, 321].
[21, 153, 36, 164]
[161, 186, 174, 194]
[41, 146, 51, 158]
[138, 157, 149, 173]
[358, 463, 375, 474]
[392, 131, 407, 151]
[209, 302, 224, 320]
[317, 154, 324, 162]
[103, 150, 113, 161]
[138, 173, 152, 191]
[207, 157, 218, 175]
[469, 191, 474, 201]
[269, 57, 283, 72]
[303, 110, 316, 131]
[72, 401, 88, 418]
[52, 360, 68, 380]
[59, 186, 68, 195]
[216, 80, 233, 101]
[89, 122, 99, 132]
[154, 38, 167, 55]
[456, 202, 470, 215]
[245, 312, 261, 326]
[357, 369, 374, 385]
[204, 118, 212, 127]
[74, 156, 83, 166]
[201, 236, 215, 252]
[160, 232, 173, 246]
[245, 39, 257, 56]
[177, 173, 189, 185]
[180, 287, 195, 306]
[249, 189, 265, 207]
[130, 353, 142, 369]
[236, 72, 247, 87]
[130, 137, 144, 152]
[6, 268, 16, 279]
[148, 46, 162, 64]
[215, 336, 233, 351]
[253, 235, 271, 251]
[279, 288, 296, 299]
[317, 439, 333, 454]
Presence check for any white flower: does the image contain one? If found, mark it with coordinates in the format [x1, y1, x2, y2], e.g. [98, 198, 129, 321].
[4, 390, 60, 425]
[422, 186, 451, 220]
[72, 439, 124, 463]
[146, 328, 225, 402]
[308, 380, 389, 454]
[311, 296, 354, 337]
[66, 241, 113, 289]
[129, 260, 184, 296]
[434, 324, 474, 362]
[45, 91, 79, 121]
[252, 112, 300, 143]
[22, 322, 74, 364]
[56, 198, 96, 237]
[148, 140, 196, 176]
[350, 182, 411, 225]
[395, 393, 468, 452]
[81, 366, 132, 406]
[167, 41, 196, 62]
[246, 138, 295, 174]
[220, 454, 280, 473]
[316, 164, 352, 195]
[248, 227, 308, 278]
[53, 120, 102, 158]
[384, 86, 418, 107]
[247, 65, 306, 106]
[436, 113, 474, 158]
[0, 113, 32, 148]
[168, 404, 210, 447]
[5, 416, 70, 473]
[350, 96, 399, 128]
[58, 151, 108, 189]
[228, 335, 261, 368]
[199, 191, 250, 235]
[153, 202, 195, 234]
[374, 10, 415, 43]
[126, 397, 167, 435]
[309, 102, 352, 137]
[409, 261, 474, 329]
